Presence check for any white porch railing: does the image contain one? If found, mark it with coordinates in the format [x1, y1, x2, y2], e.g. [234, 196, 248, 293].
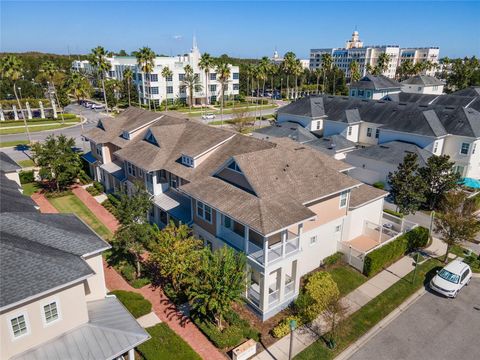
[269, 289, 280, 305]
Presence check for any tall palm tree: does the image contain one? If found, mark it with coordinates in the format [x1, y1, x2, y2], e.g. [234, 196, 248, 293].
[65, 72, 92, 103]
[374, 52, 391, 75]
[321, 53, 333, 95]
[216, 63, 231, 124]
[269, 63, 278, 100]
[181, 64, 202, 110]
[349, 60, 361, 83]
[282, 52, 296, 99]
[161, 66, 173, 111]
[0, 55, 30, 142]
[292, 59, 303, 100]
[90, 46, 111, 113]
[199, 53, 214, 107]
[123, 68, 133, 106]
[244, 63, 254, 104]
[135, 47, 156, 110]
[259, 57, 270, 98]
[40, 61, 65, 123]
[314, 67, 322, 94]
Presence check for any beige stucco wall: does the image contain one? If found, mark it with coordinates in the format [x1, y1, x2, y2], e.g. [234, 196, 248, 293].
[302, 193, 348, 233]
[84, 254, 107, 301]
[0, 283, 89, 359]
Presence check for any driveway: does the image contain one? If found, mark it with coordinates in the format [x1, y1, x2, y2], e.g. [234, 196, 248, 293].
[347, 279, 480, 360]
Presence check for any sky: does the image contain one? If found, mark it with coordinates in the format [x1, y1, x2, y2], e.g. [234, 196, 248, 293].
[1, 1, 479, 59]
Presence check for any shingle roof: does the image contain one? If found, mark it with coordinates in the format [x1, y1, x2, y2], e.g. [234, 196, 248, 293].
[347, 140, 433, 167]
[451, 86, 480, 97]
[349, 184, 388, 209]
[350, 74, 401, 90]
[0, 213, 110, 309]
[277, 96, 326, 118]
[253, 121, 318, 143]
[0, 151, 21, 172]
[401, 75, 444, 86]
[0, 172, 37, 213]
[306, 135, 357, 155]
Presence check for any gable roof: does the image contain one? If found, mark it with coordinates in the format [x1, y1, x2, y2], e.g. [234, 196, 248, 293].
[0, 213, 110, 310]
[253, 121, 318, 143]
[349, 184, 388, 209]
[401, 75, 444, 86]
[350, 74, 401, 90]
[0, 151, 21, 172]
[0, 172, 37, 213]
[277, 96, 326, 118]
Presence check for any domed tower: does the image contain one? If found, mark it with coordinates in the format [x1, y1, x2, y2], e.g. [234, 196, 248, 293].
[345, 30, 363, 49]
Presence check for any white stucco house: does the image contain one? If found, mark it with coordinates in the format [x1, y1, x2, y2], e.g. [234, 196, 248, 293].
[401, 75, 445, 95]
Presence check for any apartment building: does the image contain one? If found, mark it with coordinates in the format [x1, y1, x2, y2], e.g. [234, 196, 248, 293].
[72, 42, 240, 107]
[310, 30, 439, 79]
[0, 162, 149, 360]
[277, 95, 480, 180]
[83, 107, 388, 320]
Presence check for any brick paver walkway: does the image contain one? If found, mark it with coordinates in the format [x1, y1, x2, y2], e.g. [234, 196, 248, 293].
[71, 185, 119, 232]
[103, 261, 226, 360]
[31, 193, 59, 213]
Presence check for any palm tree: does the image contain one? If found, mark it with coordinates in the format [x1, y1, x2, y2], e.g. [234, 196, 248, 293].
[40, 61, 65, 123]
[123, 68, 133, 106]
[292, 59, 303, 99]
[269, 63, 278, 100]
[90, 46, 111, 113]
[199, 53, 214, 107]
[65, 72, 92, 104]
[0, 55, 30, 142]
[396, 59, 414, 80]
[244, 63, 254, 104]
[282, 52, 296, 99]
[374, 52, 391, 75]
[181, 64, 202, 111]
[135, 47, 156, 110]
[161, 66, 173, 111]
[321, 53, 333, 95]
[259, 56, 270, 98]
[349, 60, 361, 83]
[314, 67, 322, 94]
[216, 63, 231, 124]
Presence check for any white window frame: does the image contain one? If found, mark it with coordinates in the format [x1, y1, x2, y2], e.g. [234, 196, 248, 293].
[460, 142, 470, 155]
[375, 128, 380, 139]
[347, 126, 352, 136]
[335, 224, 342, 232]
[227, 161, 242, 173]
[310, 235, 318, 245]
[8, 312, 30, 340]
[433, 141, 439, 153]
[366, 127, 373, 138]
[41, 299, 61, 326]
[197, 201, 212, 223]
[339, 191, 348, 208]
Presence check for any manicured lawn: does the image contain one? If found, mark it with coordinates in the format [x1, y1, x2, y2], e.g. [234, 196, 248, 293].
[295, 259, 442, 360]
[22, 182, 40, 196]
[137, 323, 201, 360]
[48, 194, 112, 239]
[17, 159, 35, 168]
[0, 117, 80, 127]
[326, 266, 367, 297]
[0, 121, 80, 135]
[0, 140, 29, 148]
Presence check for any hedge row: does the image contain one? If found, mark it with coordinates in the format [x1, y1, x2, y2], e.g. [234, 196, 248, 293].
[19, 170, 34, 184]
[109, 290, 151, 318]
[363, 226, 429, 277]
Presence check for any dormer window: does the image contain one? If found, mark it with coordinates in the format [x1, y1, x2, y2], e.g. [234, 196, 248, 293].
[122, 131, 131, 140]
[145, 130, 158, 146]
[97, 120, 105, 130]
[182, 155, 194, 167]
[227, 161, 242, 173]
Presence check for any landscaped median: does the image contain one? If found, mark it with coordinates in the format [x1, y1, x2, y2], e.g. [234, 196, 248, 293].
[0, 114, 82, 135]
[294, 258, 442, 359]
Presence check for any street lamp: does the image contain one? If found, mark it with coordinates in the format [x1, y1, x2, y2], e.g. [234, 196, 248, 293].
[288, 319, 297, 360]
[18, 87, 22, 100]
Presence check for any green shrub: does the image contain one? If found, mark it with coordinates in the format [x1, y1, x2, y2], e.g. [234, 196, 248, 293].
[323, 252, 344, 267]
[363, 227, 429, 277]
[132, 277, 151, 289]
[383, 209, 404, 218]
[19, 170, 34, 184]
[272, 316, 301, 338]
[107, 193, 121, 206]
[77, 169, 92, 185]
[373, 181, 385, 189]
[118, 262, 136, 282]
[109, 290, 152, 318]
[93, 181, 104, 192]
[102, 199, 119, 218]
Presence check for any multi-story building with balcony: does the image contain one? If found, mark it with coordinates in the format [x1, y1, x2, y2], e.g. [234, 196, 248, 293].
[309, 30, 439, 79]
[82, 107, 389, 320]
[0, 158, 149, 360]
[72, 41, 240, 107]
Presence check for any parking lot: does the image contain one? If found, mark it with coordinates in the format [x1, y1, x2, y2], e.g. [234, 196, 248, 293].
[348, 279, 480, 360]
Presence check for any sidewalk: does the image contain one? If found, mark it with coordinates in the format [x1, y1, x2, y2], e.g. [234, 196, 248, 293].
[253, 238, 446, 360]
[31, 192, 59, 213]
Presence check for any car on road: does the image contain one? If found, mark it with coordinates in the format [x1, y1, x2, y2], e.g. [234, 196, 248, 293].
[429, 260, 472, 298]
[202, 113, 216, 120]
[91, 103, 104, 110]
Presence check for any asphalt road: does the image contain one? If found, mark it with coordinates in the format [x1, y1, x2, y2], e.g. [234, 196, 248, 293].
[348, 279, 480, 360]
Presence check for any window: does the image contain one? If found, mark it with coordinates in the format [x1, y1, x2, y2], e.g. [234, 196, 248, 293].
[10, 315, 28, 338]
[150, 74, 158, 82]
[95, 144, 102, 157]
[179, 73, 185, 81]
[137, 73, 142, 81]
[127, 162, 133, 175]
[339, 191, 348, 208]
[182, 155, 193, 167]
[366, 128, 373, 137]
[179, 86, 186, 94]
[433, 141, 439, 153]
[210, 84, 217, 92]
[170, 175, 178, 188]
[210, 73, 217, 80]
[375, 128, 380, 139]
[418, 87, 422, 91]
[460, 142, 470, 155]
[348, 126, 352, 136]
[316, 121, 321, 130]
[366, 91, 371, 98]
[472, 143, 476, 154]
[227, 161, 241, 173]
[350, 90, 356, 96]
[233, 73, 239, 80]
[335, 225, 342, 232]
[43, 301, 59, 324]
[151, 87, 159, 94]
[157, 169, 166, 183]
[197, 201, 212, 223]
[166, 86, 173, 94]
[310, 236, 317, 245]
[433, 85, 438, 91]
[233, 84, 239, 90]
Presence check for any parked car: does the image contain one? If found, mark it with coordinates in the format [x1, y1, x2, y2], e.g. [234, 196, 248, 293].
[202, 113, 216, 120]
[91, 103, 104, 110]
[429, 260, 472, 298]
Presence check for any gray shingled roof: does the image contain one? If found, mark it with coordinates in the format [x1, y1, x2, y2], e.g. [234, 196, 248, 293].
[347, 141, 432, 167]
[451, 86, 480, 97]
[306, 135, 357, 156]
[401, 75, 444, 86]
[253, 121, 318, 143]
[0, 213, 110, 309]
[350, 74, 401, 90]
[277, 96, 326, 118]
[0, 172, 37, 213]
[12, 297, 149, 360]
[0, 151, 21, 172]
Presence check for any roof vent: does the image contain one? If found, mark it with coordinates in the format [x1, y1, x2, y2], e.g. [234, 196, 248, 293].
[445, 106, 456, 110]
[399, 102, 407, 105]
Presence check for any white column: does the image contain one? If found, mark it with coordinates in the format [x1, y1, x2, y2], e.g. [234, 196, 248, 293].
[26, 102, 32, 119]
[12, 105, 18, 120]
[244, 225, 250, 254]
[128, 349, 135, 360]
[259, 272, 269, 311]
[279, 267, 286, 302]
[39, 101, 45, 118]
[0, 105, 4, 121]
[263, 237, 269, 266]
[281, 230, 287, 258]
[51, 98, 58, 119]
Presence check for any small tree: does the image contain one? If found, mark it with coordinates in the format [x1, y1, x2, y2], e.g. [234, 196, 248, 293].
[116, 181, 152, 226]
[31, 135, 82, 191]
[388, 153, 427, 215]
[435, 191, 480, 263]
[230, 107, 252, 133]
[189, 246, 247, 330]
[150, 222, 203, 292]
[418, 155, 460, 210]
[323, 294, 349, 348]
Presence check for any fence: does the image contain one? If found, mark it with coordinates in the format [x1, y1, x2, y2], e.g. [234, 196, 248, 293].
[338, 241, 365, 272]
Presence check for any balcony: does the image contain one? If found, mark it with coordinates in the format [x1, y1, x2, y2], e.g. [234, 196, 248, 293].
[247, 231, 300, 267]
